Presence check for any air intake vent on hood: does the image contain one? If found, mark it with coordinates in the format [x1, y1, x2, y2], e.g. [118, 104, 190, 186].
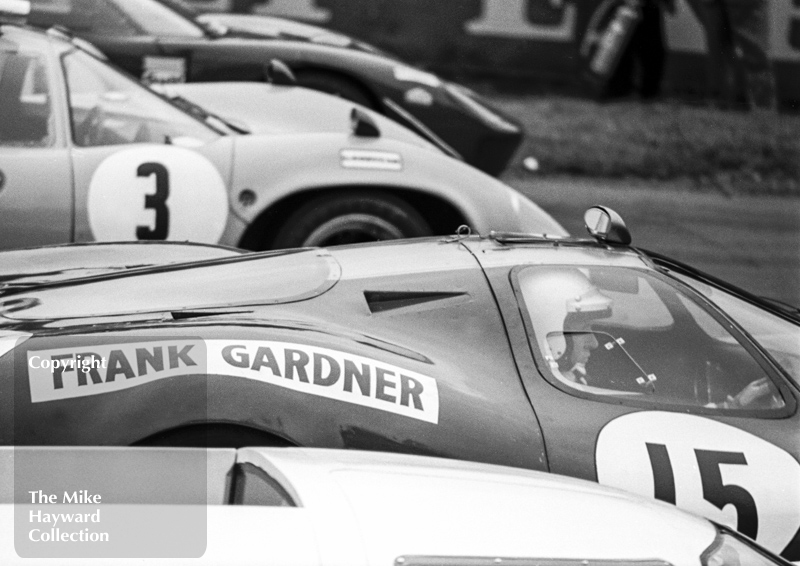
[364, 290, 468, 314]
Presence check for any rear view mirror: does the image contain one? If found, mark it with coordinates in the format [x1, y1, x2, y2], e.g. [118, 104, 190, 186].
[584, 206, 631, 245]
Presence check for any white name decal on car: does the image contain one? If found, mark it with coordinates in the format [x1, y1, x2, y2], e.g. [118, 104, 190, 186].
[206, 340, 439, 424]
[27, 340, 205, 403]
[26, 340, 439, 424]
[340, 149, 403, 171]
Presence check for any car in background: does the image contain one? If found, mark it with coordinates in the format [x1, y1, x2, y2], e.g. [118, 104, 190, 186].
[152, 80, 445, 149]
[0, 11, 564, 251]
[0, 446, 789, 565]
[1, 207, 798, 558]
[27, 0, 525, 176]
[196, 9, 393, 56]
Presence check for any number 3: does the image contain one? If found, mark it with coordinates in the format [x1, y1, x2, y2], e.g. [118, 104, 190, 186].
[646, 443, 758, 539]
[136, 162, 170, 240]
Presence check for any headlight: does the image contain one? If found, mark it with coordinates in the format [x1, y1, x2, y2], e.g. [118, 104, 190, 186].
[0, 330, 31, 359]
[702, 527, 785, 566]
[443, 83, 521, 133]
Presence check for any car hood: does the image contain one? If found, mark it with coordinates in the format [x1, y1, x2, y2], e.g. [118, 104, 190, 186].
[155, 82, 440, 153]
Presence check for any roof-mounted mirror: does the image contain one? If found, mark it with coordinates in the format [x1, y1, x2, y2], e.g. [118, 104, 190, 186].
[584, 206, 632, 245]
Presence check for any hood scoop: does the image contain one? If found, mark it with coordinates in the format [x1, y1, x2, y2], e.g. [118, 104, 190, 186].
[364, 290, 469, 314]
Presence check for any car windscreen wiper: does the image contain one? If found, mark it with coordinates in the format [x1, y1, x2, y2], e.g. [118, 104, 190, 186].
[167, 94, 250, 135]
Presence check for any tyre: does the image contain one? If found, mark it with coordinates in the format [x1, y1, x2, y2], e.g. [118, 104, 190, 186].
[272, 191, 432, 248]
[294, 70, 375, 109]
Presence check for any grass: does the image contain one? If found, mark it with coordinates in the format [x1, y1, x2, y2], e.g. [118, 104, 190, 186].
[486, 95, 800, 196]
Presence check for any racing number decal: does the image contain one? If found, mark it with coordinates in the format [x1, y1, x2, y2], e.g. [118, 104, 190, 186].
[135, 162, 170, 240]
[694, 449, 758, 539]
[88, 146, 228, 244]
[646, 443, 758, 538]
[645, 443, 676, 504]
[596, 412, 800, 557]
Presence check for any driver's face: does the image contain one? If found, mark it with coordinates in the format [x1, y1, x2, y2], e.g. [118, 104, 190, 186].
[569, 331, 598, 366]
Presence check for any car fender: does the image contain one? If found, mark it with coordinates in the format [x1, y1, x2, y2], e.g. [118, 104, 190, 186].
[228, 133, 566, 243]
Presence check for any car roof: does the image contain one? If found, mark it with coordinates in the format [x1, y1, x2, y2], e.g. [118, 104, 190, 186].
[459, 236, 649, 269]
[0, 23, 70, 53]
[328, 235, 650, 278]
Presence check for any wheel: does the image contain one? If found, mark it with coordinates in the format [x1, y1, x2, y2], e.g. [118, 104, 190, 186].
[294, 70, 375, 109]
[271, 191, 432, 248]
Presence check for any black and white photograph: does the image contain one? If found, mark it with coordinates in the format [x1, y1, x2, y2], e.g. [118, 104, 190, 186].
[0, 0, 798, 563]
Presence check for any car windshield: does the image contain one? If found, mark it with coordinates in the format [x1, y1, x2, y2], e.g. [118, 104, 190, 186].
[671, 272, 800, 389]
[29, 0, 203, 37]
[107, 0, 204, 37]
[61, 49, 220, 147]
[516, 266, 787, 412]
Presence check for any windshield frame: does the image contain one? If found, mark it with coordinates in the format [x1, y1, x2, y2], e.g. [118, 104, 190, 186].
[649, 252, 800, 394]
[59, 45, 226, 141]
[511, 263, 797, 418]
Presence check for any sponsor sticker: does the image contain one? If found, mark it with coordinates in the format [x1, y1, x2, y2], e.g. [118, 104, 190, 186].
[142, 56, 187, 84]
[207, 340, 438, 423]
[340, 149, 403, 171]
[27, 340, 204, 403]
[26, 339, 439, 424]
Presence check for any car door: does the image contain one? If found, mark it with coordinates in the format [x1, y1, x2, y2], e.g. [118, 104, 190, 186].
[0, 36, 72, 250]
[58, 46, 233, 245]
[469, 241, 800, 561]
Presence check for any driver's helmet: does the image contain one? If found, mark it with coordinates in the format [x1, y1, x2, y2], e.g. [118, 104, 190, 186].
[518, 268, 613, 367]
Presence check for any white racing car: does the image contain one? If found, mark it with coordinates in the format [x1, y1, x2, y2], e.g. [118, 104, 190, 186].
[0, 446, 788, 565]
[0, 2, 564, 251]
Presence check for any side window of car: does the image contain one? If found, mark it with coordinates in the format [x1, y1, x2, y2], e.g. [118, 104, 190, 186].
[230, 463, 296, 507]
[30, 0, 138, 36]
[0, 51, 54, 147]
[671, 271, 800, 389]
[514, 266, 787, 413]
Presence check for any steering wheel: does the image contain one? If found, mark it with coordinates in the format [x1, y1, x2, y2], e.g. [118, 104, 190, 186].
[702, 362, 782, 409]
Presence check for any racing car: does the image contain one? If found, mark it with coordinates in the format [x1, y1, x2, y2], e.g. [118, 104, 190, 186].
[26, 0, 525, 176]
[2, 447, 785, 565]
[0, 5, 563, 251]
[1, 206, 798, 559]
[151, 80, 447, 147]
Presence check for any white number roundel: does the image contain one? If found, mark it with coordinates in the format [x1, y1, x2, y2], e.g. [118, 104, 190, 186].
[88, 146, 229, 244]
[596, 411, 800, 555]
